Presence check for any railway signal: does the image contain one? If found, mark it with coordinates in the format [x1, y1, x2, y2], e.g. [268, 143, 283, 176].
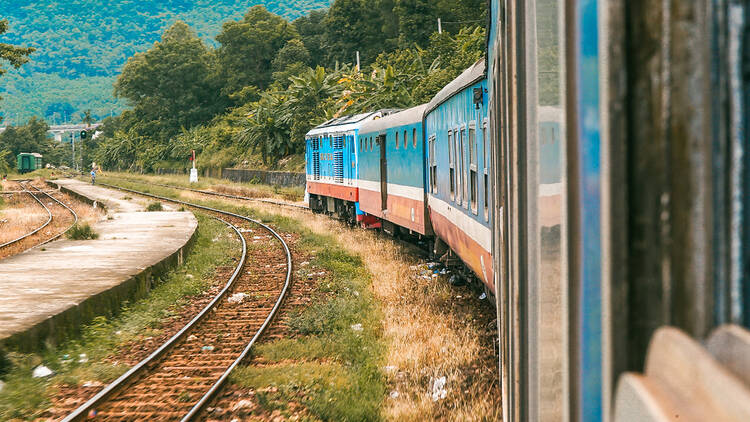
[80, 130, 87, 140]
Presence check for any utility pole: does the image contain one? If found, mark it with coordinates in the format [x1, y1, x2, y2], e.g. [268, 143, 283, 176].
[356, 51, 361, 72]
[438, 18, 443, 34]
[71, 132, 75, 171]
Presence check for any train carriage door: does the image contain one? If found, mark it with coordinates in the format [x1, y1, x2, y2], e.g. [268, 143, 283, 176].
[378, 134, 388, 210]
[22, 156, 30, 172]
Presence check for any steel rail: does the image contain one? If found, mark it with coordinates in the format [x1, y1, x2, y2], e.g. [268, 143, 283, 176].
[0, 182, 53, 249]
[109, 175, 309, 210]
[26, 183, 79, 245]
[63, 182, 293, 422]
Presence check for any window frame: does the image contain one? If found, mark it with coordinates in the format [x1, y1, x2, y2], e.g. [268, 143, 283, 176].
[483, 118, 489, 221]
[396, 131, 399, 149]
[403, 130, 408, 149]
[429, 134, 437, 194]
[413, 128, 418, 149]
[469, 122, 478, 215]
[448, 130, 455, 201]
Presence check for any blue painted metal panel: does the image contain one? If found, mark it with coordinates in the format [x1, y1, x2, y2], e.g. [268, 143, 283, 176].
[359, 121, 426, 189]
[425, 78, 491, 229]
[575, 0, 603, 419]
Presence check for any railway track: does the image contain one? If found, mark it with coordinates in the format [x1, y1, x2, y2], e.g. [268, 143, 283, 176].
[0, 181, 52, 249]
[27, 182, 79, 246]
[109, 176, 308, 210]
[62, 184, 293, 421]
[0, 181, 79, 255]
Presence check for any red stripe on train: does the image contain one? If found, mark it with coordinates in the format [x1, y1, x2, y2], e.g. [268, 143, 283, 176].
[307, 181, 358, 202]
[429, 208, 495, 293]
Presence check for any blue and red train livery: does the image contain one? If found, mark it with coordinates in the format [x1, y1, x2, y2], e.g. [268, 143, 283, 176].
[305, 112, 388, 223]
[358, 104, 431, 236]
[424, 59, 493, 292]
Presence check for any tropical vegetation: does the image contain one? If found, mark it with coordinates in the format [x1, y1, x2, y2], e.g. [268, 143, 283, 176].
[93, 0, 487, 172]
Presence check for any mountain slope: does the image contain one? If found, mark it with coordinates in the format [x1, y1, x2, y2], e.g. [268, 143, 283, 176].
[0, 0, 331, 124]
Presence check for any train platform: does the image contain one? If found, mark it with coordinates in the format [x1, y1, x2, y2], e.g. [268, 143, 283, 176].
[0, 179, 198, 350]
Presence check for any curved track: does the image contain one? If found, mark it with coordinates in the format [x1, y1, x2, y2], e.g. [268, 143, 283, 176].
[111, 176, 308, 210]
[27, 183, 79, 245]
[62, 185, 293, 422]
[0, 182, 53, 249]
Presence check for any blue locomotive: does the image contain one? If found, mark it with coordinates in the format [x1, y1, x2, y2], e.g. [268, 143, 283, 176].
[306, 0, 750, 420]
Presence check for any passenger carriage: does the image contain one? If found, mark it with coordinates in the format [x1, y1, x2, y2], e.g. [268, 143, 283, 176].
[357, 104, 431, 236]
[424, 60, 494, 293]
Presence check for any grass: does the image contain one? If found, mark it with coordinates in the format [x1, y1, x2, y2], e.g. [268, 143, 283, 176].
[103, 171, 305, 202]
[230, 230, 385, 421]
[145, 201, 163, 212]
[91, 175, 386, 420]
[66, 222, 99, 240]
[0, 214, 240, 420]
[80, 174, 501, 420]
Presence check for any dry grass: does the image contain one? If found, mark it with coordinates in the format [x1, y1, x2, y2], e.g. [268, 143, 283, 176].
[208, 198, 502, 420]
[0, 181, 50, 244]
[94, 176, 503, 420]
[0, 179, 105, 248]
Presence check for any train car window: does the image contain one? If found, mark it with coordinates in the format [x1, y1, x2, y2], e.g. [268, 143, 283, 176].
[396, 131, 399, 149]
[413, 128, 417, 148]
[369, 137, 373, 151]
[449, 131, 455, 201]
[404, 130, 408, 149]
[429, 135, 437, 194]
[459, 128, 467, 207]
[469, 125, 478, 215]
[483, 120, 489, 221]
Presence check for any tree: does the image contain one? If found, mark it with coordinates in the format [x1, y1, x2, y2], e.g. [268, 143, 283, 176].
[293, 10, 328, 68]
[82, 109, 93, 126]
[114, 21, 222, 142]
[0, 19, 35, 78]
[0, 18, 34, 106]
[271, 39, 312, 85]
[216, 6, 298, 103]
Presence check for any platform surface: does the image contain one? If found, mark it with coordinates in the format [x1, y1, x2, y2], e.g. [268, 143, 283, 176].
[0, 179, 197, 341]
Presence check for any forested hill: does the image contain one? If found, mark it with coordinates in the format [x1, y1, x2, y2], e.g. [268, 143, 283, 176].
[0, 0, 331, 124]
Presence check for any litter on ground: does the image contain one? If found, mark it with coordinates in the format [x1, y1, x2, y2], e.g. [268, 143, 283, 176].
[228, 293, 248, 304]
[431, 376, 448, 401]
[32, 365, 54, 378]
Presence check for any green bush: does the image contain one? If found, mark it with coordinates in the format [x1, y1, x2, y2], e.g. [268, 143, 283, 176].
[145, 202, 163, 212]
[66, 223, 99, 240]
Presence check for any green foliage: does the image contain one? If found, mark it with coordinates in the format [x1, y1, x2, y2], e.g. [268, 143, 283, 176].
[0, 117, 70, 168]
[0, 19, 34, 105]
[88, 0, 486, 169]
[115, 22, 223, 141]
[0, 1, 333, 122]
[145, 202, 163, 212]
[216, 6, 299, 103]
[67, 222, 99, 240]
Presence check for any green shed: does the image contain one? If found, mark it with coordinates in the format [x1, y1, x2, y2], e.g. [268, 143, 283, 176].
[17, 153, 43, 174]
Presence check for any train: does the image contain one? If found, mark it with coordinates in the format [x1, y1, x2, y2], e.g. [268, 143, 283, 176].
[306, 0, 750, 420]
[16, 153, 43, 173]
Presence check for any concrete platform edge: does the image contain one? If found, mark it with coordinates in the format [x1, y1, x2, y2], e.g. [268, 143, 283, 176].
[47, 179, 109, 212]
[1, 183, 199, 352]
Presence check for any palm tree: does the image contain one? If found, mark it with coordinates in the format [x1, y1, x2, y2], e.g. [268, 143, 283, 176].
[82, 109, 93, 127]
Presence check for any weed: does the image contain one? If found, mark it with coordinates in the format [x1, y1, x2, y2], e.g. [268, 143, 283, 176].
[66, 223, 99, 240]
[177, 392, 191, 402]
[145, 202, 163, 212]
[122, 196, 132, 200]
